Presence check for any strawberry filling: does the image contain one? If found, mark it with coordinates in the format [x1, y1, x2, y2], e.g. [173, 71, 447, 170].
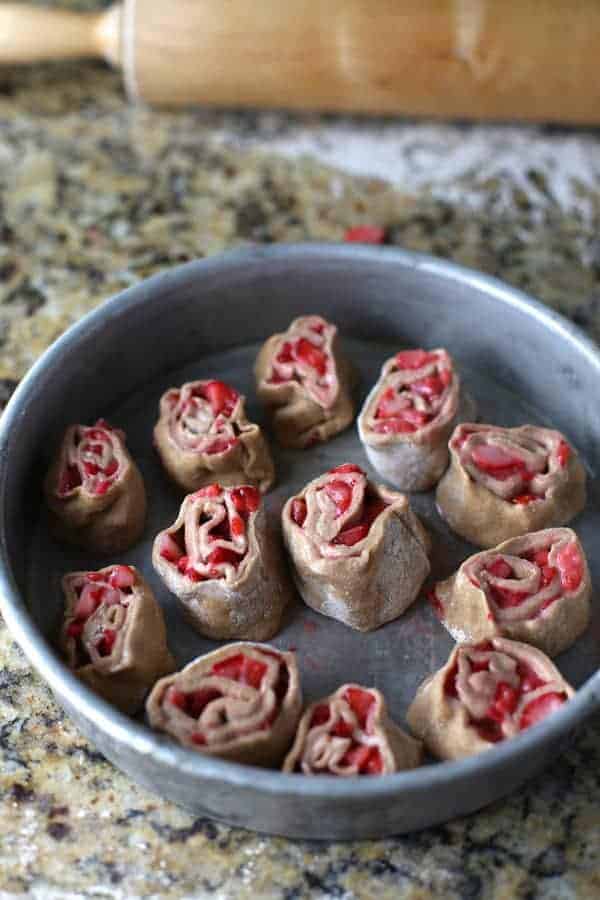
[444, 643, 567, 742]
[331, 498, 386, 546]
[372, 349, 451, 435]
[344, 225, 386, 244]
[57, 420, 122, 498]
[168, 381, 240, 455]
[555, 542, 583, 591]
[520, 692, 567, 729]
[65, 566, 136, 662]
[159, 485, 260, 581]
[303, 688, 382, 775]
[456, 427, 574, 504]
[293, 465, 387, 548]
[477, 539, 582, 617]
[291, 498, 307, 526]
[268, 319, 332, 387]
[166, 651, 288, 743]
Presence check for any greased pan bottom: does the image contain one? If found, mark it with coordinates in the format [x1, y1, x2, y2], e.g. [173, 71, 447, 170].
[0, 245, 598, 839]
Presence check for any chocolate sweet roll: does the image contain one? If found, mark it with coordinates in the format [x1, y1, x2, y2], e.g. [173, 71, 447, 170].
[430, 528, 591, 657]
[254, 314, 354, 448]
[436, 424, 586, 548]
[358, 348, 475, 491]
[282, 464, 430, 631]
[154, 379, 274, 493]
[153, 483, 292, 640]
[407, 637, 575, 761]
[283, 684, 422, 776]
[146, 643, 302, 766]
[44, 419, 146, 554]
[61, 565, 174, 714]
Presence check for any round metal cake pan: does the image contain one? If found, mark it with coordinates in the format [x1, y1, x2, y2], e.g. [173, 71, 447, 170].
[0, 244, 599, 840]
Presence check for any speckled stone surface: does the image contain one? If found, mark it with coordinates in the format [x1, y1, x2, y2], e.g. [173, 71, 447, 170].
[1, 5, 600, 897]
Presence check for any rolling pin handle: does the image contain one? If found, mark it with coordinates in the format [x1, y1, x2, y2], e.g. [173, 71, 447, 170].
[0, 2, 122, 66]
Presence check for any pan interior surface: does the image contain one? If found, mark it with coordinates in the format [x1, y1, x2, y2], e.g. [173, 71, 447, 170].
[26, 338, 600, 716]
[2, 246, 599, 838]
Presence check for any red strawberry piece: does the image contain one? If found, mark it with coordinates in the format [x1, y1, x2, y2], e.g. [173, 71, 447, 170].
[340, 743, 377, 772]
[212, 654, 244, 681]
[104, 459, 119, 476]
[87, 428, 110, 442]
[58, 465, 82, 495]
[489, 584, 530, 609]
[362, 747, 383, 775]
[187, 688, 222, 718]
[294, 338, 328, 375]
[66, 621, 84, 639]
[191, 733, 207, 745]
[177, 555, 190, 574]
[328, 463, 364, 475]
[94, 480, 111, 496]
[96, 628, 117, 657]
[344, 225, 386, 244]
[242, 657, 267, 688]
[166, 686, 187, 710]
[310, 704, 330, 728]
[207, 547, 241, 567]
[439, 368, 452, 387]
[159, 533, 183, 563]
[85, 572, 104, 583]
[276, 342, 294, 364]
[486, 682, 519, 722]
[83, 461, 99, 477]
[517, 662, 546, 693]
[291, 498, 307, 526]
[532, 549, 549, 567]
[395, 349, 437, 370]
[230, 516, 245, 537]
[344, 687, 375, 730]
[332, 523, 369, 546]
[540, 565, 558, 588]
[230, 485, 261, 515]
[324, 479, 353, 516]
[203, 380, 238, 417]
[205, 437, 237, 455]
[555, 542, 583, 591]
[74, 584, 104, 620]
[195, 483, 222, 498]
[471, 443, 525, 474]
[557, 440, 570, 467]
[332, 718, 355, 739]
[487, 558, 513, 579]
[399, 408, 431, 427]
[108, 565, 135, 590]
[411, 375, 445, 398]
[520, 692, 567, 730]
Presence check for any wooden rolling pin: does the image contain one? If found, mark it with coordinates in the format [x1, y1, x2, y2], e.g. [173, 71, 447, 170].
[1, 1, 599, 122]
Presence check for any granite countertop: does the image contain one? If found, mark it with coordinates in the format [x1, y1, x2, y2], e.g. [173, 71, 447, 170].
[1, 7, 600, 898]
